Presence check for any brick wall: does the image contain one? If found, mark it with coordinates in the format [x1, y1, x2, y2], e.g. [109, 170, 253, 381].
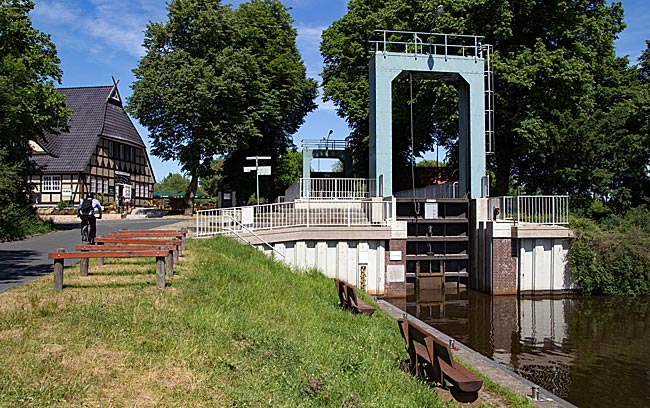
[492, 238, 518, 295]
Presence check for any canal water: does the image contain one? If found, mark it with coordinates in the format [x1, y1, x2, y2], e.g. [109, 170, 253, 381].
[389, 286, 650, 407]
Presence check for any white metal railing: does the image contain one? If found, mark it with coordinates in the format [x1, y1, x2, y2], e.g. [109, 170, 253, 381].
[195, 198, 394, 237]
[371, 30, 485, 59]
[221, 213, 285, 258]
[300, 178, 373, 200]
[302, 139, 349, 150]
[489, 196, 569, 225]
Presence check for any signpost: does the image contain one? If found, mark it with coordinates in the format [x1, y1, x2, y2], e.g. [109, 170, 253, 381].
[244, 156, 271, 205]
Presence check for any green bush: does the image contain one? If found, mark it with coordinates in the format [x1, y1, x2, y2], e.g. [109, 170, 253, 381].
[56, 200, 68, 210]
[569, 207, 650, 296]
[0, 204, 55, 242]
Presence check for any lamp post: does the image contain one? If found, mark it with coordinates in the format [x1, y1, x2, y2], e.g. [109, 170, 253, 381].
[325, 129, 333, 149]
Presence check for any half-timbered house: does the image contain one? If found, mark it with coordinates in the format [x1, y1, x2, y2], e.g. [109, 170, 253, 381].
[30, 83, 156, 207]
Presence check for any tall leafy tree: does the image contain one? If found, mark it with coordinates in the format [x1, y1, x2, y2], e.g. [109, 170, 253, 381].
[321, 0, 646, 211]
[128, 0, 263, 214]
[0, 0, 69, 239]
[639, 40, 650, 83]
[221, 0, 317, 201]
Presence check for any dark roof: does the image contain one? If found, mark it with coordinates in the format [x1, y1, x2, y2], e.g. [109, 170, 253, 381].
[32, 85, 146, 173]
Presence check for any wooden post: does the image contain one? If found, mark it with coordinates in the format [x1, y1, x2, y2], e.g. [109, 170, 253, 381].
[180, 234, 186, 252]
[53, 248, 65, 291]
[96, 242, 104, 265]
[80, 258, 89, 276]
[156, 256, 166, 289]
[173, 248, 179, 264]
[161, 247, 174, 278]
[166, 252, 174, 278]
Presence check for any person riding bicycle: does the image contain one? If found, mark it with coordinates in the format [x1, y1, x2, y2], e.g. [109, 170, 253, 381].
[78, 193, 103, 244]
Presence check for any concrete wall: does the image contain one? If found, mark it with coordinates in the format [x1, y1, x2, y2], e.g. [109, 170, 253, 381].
[519, 238, 575, 294]
[258, 239, 387, 295]
[478, 221, 575, 295]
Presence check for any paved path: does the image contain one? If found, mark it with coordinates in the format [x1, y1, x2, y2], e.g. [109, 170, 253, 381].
[0, 218, 185, 294]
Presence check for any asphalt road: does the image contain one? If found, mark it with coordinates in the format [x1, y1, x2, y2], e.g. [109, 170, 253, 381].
[0, 218, 185, 295]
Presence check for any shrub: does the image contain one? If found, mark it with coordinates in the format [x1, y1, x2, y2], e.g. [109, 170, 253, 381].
[569, 207, 650, 296]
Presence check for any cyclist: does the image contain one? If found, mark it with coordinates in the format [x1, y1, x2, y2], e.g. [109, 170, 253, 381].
[78, 193, 103, 244]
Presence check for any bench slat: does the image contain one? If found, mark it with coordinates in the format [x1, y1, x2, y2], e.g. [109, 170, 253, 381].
[76, 245, 176, 252]
[49, 250, 170, 259]
[95, 238, 180, 245]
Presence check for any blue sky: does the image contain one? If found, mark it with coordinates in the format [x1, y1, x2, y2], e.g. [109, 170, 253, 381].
[30, 0, 649, 181]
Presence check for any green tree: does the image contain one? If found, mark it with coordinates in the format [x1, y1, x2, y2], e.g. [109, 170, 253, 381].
[220, 0, 317, 201]
[200, 158, 226, 198]
[128, 0, 263, 215]
[154, 172, 190, 194]
[638, 40, 650, 83]
[0, 0, 69, 240]
[274, 149, 302, 196]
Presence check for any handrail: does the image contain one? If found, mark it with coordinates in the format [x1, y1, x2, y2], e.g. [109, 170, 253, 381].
[301, 139, 349, 150]
[489, 195, 569, 225]
[195, 198, 391, 238]
[223, 214, 285, 259]
[370, 30, 485, 59]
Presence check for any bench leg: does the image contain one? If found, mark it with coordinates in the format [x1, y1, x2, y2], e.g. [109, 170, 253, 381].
[156, 256, 166, 289]
[181, 236, 186, 252]
[173, 248, 179, 263]
[80, 259, 89, 276]
[97, 257, 104, 266]
[166, 253, 174, 278]
[53, 259, 64, 291]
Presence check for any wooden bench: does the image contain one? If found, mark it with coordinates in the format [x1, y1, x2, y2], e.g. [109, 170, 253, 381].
[111, 229, 188, 251]
[398, 316, 482, 403]
[334, 278, 375, 315]
[95, 237, 182, 261]
[75, 244, 177, 277]
[49, 248, 174, 291]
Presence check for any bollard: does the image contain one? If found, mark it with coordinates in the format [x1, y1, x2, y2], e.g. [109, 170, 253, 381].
[531, 386, 539, 401]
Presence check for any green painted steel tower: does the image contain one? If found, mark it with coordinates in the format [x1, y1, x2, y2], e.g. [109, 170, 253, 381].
[369, 31, 491, 198]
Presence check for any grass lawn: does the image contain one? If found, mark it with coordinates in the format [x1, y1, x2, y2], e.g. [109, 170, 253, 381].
[0, 236, 531, 407]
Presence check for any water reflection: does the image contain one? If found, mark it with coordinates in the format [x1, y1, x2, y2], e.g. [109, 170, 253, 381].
[391, 286, 650, 408]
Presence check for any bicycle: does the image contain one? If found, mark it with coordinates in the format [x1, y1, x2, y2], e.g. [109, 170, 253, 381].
[79, 214, 98, 243]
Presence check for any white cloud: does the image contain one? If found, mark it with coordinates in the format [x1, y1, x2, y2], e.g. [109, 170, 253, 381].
[33, 0, 165, 58]
[296, 24, 326, 81]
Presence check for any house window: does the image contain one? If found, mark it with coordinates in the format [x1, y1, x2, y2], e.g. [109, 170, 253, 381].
[42, 175, 61, 192]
